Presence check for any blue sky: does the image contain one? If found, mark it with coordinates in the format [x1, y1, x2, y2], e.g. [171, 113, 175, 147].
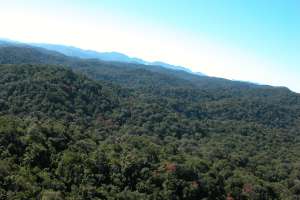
[0, 0, 299, 92]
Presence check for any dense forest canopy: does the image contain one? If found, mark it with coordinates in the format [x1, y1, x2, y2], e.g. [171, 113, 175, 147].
[0, 45, 300, 199]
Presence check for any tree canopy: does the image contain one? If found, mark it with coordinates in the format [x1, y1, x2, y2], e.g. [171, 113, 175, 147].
[0, 47, 300, 199]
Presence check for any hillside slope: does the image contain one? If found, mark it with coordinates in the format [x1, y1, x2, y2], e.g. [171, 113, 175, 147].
[0, 46, 299, 128]
[0, 45, 290, 91]
[0, 48, 300, 199]
[0, 64, 118, 124]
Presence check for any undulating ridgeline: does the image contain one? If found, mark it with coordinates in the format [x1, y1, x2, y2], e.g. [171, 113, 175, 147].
[0, 44, 300, 199]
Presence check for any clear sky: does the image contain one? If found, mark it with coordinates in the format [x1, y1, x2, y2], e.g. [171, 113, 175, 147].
[0, 0, 299, 92]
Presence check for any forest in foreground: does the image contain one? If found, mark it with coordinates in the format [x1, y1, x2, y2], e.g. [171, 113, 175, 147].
[0, 45, 300, 200]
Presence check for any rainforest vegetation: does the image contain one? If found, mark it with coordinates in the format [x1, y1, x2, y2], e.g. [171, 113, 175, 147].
[0, 46, 300, 199]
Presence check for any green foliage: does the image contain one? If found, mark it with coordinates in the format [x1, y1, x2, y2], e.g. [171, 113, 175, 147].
[0, 48, 300, 199]
[0, 64, 117, 124]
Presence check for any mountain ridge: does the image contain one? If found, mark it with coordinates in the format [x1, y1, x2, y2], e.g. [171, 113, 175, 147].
[0, 39, 204, 76]
[0, 44, 286, 92]
[31, 42, 205, 76]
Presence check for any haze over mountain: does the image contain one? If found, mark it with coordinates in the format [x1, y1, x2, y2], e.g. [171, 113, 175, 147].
[32, 43, 206, 76]
[1, 1, 299, 92]
[0, 39, 204, 76]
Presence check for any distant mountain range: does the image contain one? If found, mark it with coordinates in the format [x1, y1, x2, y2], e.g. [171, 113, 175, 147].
[32, 43, 205, 76]
[0, 38, 204, 76]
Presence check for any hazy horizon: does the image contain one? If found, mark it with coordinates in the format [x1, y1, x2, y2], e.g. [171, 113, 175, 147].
[1, 0, 299, 92]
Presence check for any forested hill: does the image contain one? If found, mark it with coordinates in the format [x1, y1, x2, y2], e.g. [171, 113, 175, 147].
[0, 45, 282, 90]
[0, 45, 300, 199]
[0, 64, 118, 123]
[0, 46, 299, 128]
